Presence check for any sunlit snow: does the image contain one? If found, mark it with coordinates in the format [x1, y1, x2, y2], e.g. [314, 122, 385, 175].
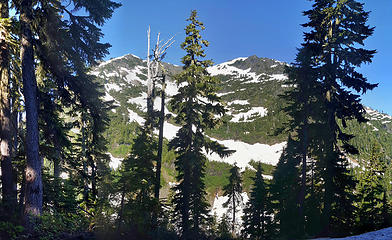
[206, 139, 286, 169]
[108, 153, 123, 170]
[311, 227, 392, 240]
[230, 107, 268, 122]
[211, 192, 249, 223]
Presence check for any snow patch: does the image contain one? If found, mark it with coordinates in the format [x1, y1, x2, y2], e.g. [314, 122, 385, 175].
[206, 139, 286, 169]
[270, 74, 287, 81]
[230, 107, 268, 122]
[217, 91, 235, 97]
[128, 109, 145, 125]
[108, 153, 123, 170]
[105, 83, 122, 92]
[211, 192, 249, 225]
[311, 227, 392, 240]
[160, 121, 181, 141]
[228, 100, 249, 105]
[207, 57, 260, 84]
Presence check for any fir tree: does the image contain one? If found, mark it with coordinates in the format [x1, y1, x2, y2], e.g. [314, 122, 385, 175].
[355, 143, 389, 233]
[279, 46, 323, 236]
[269, 136, 302, 239]
[19, 0, 43, 230]
[117, 125, 158, 234]
[169, 10, 233, 240]
[222, 164, 243, 235]
[301, 0, 376, 235]
[242, 163, 271, 240]
[216, 214, 233, 240]
[0, 0, 17, 219]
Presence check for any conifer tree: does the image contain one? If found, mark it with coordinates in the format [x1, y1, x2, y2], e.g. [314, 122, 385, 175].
[13, 0, 120, 230]
[355, 143, 389, 233]
[301, 0, 376, 235]
[117, 125, 158, 234]
[270, 136, 302, 239]
[280, 46, 323, 234]
[242, 163, 271, 240]
[217, 214, 233, 240]
[169, 10, 233, 239]
[222, 164, 243, 235]
[19, 0, 43, 230]
[0, 0, 17, 218]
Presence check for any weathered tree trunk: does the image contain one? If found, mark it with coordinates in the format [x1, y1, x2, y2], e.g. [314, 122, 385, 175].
[20, 0, 43, 230]
[81, 113, 89, 204]
[154, 75, 165, 200]
[232, 186, 236, 235]
[298, 108, 309, 233]
[90, 156, 97, 200]
[0, 0, 17, 217]
[146, 26, 153, 115]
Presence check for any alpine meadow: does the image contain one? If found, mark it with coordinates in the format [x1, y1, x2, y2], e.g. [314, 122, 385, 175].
[1, 1, 392, 240]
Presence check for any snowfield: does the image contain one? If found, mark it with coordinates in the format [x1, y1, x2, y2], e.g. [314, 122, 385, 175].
[205, 139, 286, 169]
[230, 107, 268, 123]
[211, 192, 249, 223]
[311, 227, 392, 240]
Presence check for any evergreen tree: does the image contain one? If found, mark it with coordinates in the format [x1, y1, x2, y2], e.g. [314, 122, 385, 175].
[169, 10, 233, 240]
[216, 214, 233, 240]
[117, 125, 158, 234]
[0, 0, 17, 219]
[301, 0, 376, 236]
[355, 143, 389, 233]
[280, 46, 323, 235]
[19, 0, 43, 230]
[269, 136, 301, 239]
[222, 164, 243, 235]
[12, 0, 120, 231]
[242, 163, 271, 240]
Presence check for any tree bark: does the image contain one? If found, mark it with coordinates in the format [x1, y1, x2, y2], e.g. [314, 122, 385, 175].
[20, 0, 43, 230]
[0, 0, 17, 217]
[146, 26, 153, 115]
[298, 108, 309, 233]
[154, 75, 165, 200]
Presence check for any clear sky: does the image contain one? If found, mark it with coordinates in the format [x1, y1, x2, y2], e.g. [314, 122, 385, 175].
[101, 0, 392, 115]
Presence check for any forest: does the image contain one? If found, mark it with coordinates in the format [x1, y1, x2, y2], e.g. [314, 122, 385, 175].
[0, 0, 391, 240]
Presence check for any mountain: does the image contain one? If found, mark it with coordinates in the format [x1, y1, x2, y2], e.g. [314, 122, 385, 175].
[91, 53, 392, 201]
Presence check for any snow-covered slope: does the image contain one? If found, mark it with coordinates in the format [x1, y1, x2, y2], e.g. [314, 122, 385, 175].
[94, 53, 392, 178]
[93, 54, 289, 170]
[311, 227, 392, 240]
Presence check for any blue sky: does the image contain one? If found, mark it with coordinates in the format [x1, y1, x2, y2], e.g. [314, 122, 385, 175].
[101, 0, 392, 115]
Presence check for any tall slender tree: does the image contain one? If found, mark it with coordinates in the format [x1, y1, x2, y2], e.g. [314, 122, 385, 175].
[302, 0, 377, 235]
[242, 163, 271, 240]
[270, 136, 302, 239]
[169, 10, 233, 240]
[0, 0, 17, 218]
[222, 164, 243, 235]
[20, 0, 43, 230]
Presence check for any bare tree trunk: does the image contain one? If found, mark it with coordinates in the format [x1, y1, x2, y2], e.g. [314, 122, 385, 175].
[0, 0, 17, 218]
[232, 187, 236, 236]
[154, 75, 165, 200]
[146, 26, 153, 115]
[20, 0, 43, 230]
[299, 109, 309, 233]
